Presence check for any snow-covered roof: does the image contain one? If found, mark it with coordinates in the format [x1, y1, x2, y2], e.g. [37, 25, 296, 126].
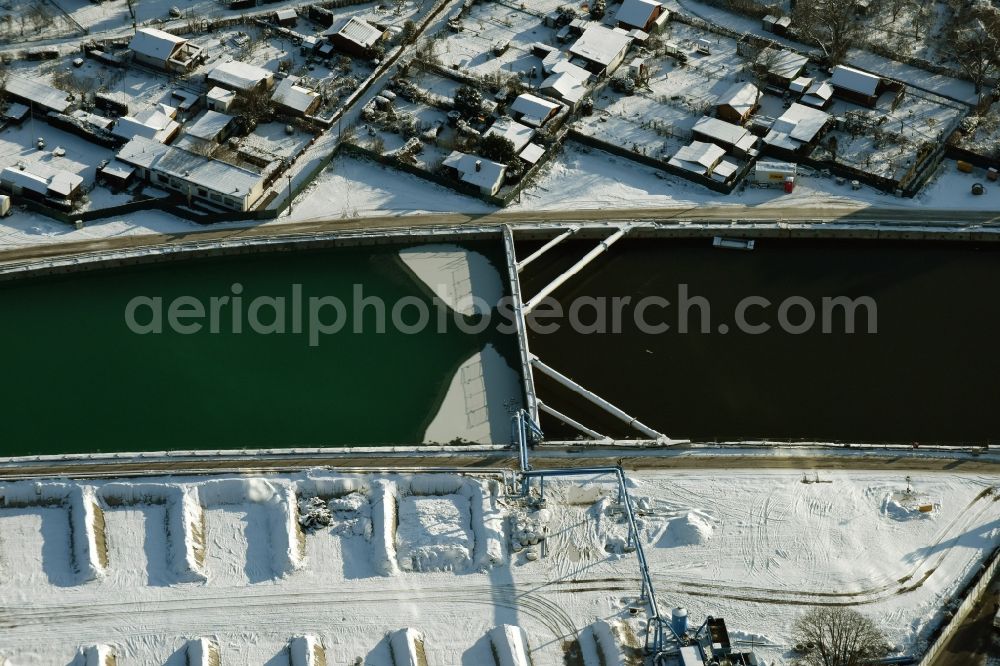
[117, 136, 264, 198]
[519, 142, 545, 165]
[801, 81, 834, 107]
[540, 71, 588, 105]
[4, 103, 29, 120]
[208, 61, 273, 92]
[669, 141, 726, 174]
[326, 17, 383, 49]
[711, 159, 739, 182]
[185, 110, 233, 141]
[692, 116, 757, 153]
[485, 117, 535, 153]
[767, 49, 808, 81]
[790, 76, 812, 93]
[764, 103, 830, 149]
[510, 93, 561, 127]
[4, 76, 71, 113]
[99, 160, 135, 180]
[207, 86, 236, 104]
[442, 151, 507, 192]
[1, 163, 82, 197]
[715, 82, 759, 115]
[275, 8, 296, 21]
[615, 0, 661, 29]
[570, 25, 632, 68]
[830, 65, 881, 97]
[550, 59, 592, 82]
[271, 77, 319, 114]
[129, 28, 186, 62]
[112, 109, 179, 142]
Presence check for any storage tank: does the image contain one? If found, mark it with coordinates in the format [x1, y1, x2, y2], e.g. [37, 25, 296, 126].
[672, 607, 689, 637]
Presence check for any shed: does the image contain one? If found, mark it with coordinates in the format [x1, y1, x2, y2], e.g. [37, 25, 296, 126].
[97, 160, 136, 188]
[509, 93, 561, 127]
[207, 61, 274, 93]
[185, 110, 235, 143]
[485, 117, 535, 153]
[4, 76, 71, 114]
[326, 17, 384, 57]
[206, 86, 236, 112]
[540, 71, 588, 107]
[800, 81, 834, 108]
[274, 8, 297, 26]
[615, 0, 665, 32]
[271, 76, 321, 116]
[763, 103, 830, 152]
[129, 28, 202, 72]
[766, 49, 808, 85]
[669, 140, 726, 176]
[692, 116, 759, 155]
[519, 142, 545, 165]
[830, 65, 883, 107]
[715, 82, 759, 124]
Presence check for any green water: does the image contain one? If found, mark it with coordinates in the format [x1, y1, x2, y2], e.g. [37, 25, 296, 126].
[0, 242, 515, 456]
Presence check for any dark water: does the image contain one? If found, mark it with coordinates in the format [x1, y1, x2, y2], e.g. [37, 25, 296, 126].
[521, 238, 1000, 444]
[0, 242, 517, 456]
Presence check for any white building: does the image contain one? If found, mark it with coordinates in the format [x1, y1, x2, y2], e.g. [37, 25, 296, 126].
[442, 151, 507, 196]
[800, 81, 834, 108]
[669, 140, 737, 182]
[184, 110, 235, 143]
[539, 72, 588, 107]
[206, 86, 237, 113]
[111, 104, 180, 143]
[117, 136, 266, 211]
[271, 77, 321, 116]
[763, 103, 831, 152]
[691, 116, 759, 155]
[715, 82, 759, 124]
[129, 28, 202, 72]
[1, 163, 83, 203]
[509, 93, 561, 127]
[570, 25, 633, 76]
[207, 61, 274, 94]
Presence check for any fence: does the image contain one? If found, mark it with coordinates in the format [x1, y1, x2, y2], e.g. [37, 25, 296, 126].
[917, 545, 1000, 665]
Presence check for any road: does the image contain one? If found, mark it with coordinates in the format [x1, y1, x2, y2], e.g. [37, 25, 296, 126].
[2, 205, 1000, 266]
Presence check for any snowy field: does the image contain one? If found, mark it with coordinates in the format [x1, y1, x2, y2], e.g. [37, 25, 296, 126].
[0, 468, 998, 665]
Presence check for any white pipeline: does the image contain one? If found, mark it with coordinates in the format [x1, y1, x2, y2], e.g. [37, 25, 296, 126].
[516, 226, 579, 272]
[522, 227, 629, 314]
[537, 401, 610, 442]
[530, 357, 668, 441]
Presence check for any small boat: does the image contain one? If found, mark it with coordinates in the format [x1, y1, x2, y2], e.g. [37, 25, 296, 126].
[712, 236, 755, 250]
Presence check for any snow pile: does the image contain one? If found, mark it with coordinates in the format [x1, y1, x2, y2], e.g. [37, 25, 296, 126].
[396, 494, 474, 572]
[371, 479, 401, 576]
[69, 485, 108, 581]
[660, 511, 715, 547]
[591, 620, 627, 666]
[80, 644, 115, 666]
[388, 628, 427, 666]
[881, 492, 935, 521]
[185, 637, 220, 666]
[489, 625, 532, 666]
[289, 635, 325, 666]
[470, 479, 506, 568]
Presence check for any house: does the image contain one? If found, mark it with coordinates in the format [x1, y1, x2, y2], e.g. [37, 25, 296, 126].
[326, 17, 384, 57]
[274, 8, 297, 27]
[762, 103, 831, 153]
[3, 76, 71, 115]
[540, 71, 588, 107]
[615, 0, 665, 32]
[830, 65, 883, 107]
[509, 93, 561, 127]
[1, 163, 83, 204]
[715, 82, 760, 124]
[117, 136, 266, 211]
[206, 86, 237, 113]
[485, 117, 535, 153]
[184, 110, 236, 143]
[800, 81, 834, 109]
[570, 25, 633, 76]
[111, 104, 180, 143]
[765, 49, 809, 86]
[692, 116, 759, 156]
[271, 76, 321, 116]
[207, 61, 274, 94]
[442, 151, 507, 196]
[129, 28, 202, 72]
[668, 140, 737, 182]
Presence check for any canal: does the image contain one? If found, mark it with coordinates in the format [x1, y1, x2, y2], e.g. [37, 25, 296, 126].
[0, 242, 519, 456]
[521, 237, 1000, 445]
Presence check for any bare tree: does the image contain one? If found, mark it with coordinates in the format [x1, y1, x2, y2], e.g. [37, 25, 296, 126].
[945, 3, 1000, 97]
[792, 0, 862, 65]
[793, 608, 889, 666]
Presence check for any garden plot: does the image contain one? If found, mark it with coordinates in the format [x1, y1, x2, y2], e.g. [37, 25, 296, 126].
[358, 95, 455, 171]
[434, 1, 561, 78]
[813, 89, 965, 182]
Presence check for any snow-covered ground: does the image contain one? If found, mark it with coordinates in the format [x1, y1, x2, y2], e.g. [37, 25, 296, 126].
[1, 468, 997, 665]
